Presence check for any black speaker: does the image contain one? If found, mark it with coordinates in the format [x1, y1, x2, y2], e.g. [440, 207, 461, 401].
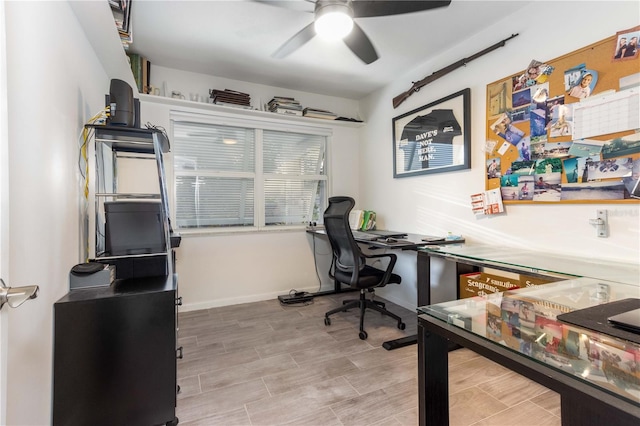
[108, 79, 135, 127]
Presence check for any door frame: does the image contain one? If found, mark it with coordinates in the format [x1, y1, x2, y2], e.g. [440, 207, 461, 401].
[0, 1, 10, 422]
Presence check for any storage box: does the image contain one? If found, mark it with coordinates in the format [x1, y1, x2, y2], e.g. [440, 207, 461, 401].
[459, 272, 520, 299]
[69, 265, 115, 289]
[459, 272, 558, 299]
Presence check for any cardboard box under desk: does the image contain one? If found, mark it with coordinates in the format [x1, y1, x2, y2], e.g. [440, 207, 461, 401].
[459, 271, 558, 299]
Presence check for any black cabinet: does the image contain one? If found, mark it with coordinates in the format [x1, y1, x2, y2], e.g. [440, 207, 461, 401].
[53, 275, 178, 426]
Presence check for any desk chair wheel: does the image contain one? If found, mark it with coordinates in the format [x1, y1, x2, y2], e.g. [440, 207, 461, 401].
[359, 330, 368, 340]
[324, 317, 331, 326]
[398, 321, 406, 330]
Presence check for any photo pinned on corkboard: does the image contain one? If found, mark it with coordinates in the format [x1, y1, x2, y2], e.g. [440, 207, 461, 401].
[613, 25, 639, 61]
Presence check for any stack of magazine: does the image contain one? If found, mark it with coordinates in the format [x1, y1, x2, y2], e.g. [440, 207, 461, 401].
[209, 89, 251, 108]
[268, 97, 302, 116]
[303, 107, 337, 120]
[109, 0, 132, 49]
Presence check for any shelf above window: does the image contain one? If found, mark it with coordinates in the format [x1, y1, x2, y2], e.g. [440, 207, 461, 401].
[138, 94, 365, 128]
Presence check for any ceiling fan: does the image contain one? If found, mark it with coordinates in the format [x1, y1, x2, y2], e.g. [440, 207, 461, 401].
[260, 0, 452, 64]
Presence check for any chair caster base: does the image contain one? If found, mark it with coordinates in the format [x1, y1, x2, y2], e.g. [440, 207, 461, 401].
[359, 330, 368, 340]
[324, 317, 331, 326]
[398, 322, 406, 330]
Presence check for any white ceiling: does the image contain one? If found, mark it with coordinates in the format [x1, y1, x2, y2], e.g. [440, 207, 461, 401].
[130, 0, 531, 100]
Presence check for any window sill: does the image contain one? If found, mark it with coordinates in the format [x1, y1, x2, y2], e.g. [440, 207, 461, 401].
[176, 225, 312, 238]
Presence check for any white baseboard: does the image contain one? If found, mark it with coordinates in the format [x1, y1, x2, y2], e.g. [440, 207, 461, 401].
[180, 285, 322, 312]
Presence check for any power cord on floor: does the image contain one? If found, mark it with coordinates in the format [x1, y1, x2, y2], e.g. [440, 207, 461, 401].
[278, 289, 314, 307]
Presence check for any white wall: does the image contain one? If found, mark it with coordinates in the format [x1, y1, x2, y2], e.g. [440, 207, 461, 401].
[150, 65, 363, 120]
[4, 1, 108, 424]
[360, 1, 640, 309]
[137, 83, 362, 310]
[3, 2, 638, 423]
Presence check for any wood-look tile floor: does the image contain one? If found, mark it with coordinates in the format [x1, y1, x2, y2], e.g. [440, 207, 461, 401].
[176, 293, 561, 425]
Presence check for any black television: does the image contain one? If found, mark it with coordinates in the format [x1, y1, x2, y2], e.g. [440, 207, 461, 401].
[104, 201, 166, 256]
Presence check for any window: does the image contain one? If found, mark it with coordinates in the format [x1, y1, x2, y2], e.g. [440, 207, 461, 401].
[172, 113, 329, 231]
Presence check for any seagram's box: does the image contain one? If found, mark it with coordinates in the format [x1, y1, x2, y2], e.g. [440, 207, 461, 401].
[459, 272, 557, 299]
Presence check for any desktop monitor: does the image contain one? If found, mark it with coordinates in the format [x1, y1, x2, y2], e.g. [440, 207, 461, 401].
[104, 201, 166, 256]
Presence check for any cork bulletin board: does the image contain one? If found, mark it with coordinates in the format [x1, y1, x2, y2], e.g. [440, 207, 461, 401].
[485, 26, 640, 204]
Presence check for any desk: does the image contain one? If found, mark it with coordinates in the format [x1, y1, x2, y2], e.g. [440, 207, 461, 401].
[418, 278, 640, 426]
[306, 227, 445, 297]
[415, 244, 640, 426]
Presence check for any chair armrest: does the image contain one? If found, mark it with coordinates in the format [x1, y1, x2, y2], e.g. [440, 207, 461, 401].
[363, 252, 397, 285]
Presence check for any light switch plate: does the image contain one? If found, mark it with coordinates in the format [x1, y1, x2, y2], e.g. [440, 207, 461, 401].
[597, 209, 607, 237]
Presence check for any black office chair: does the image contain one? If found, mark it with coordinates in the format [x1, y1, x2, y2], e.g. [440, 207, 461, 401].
[323, 196, 405, 340]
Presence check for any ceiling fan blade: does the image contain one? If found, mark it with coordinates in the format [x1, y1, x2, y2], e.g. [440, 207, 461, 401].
[351, 0, 451, 18]
[252, 0, 315, 14]
[343, 22, 378, 64]
[272, 22, 317, 59]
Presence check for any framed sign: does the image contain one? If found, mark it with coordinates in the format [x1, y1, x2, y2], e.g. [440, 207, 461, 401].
[392, 88, 471, 178]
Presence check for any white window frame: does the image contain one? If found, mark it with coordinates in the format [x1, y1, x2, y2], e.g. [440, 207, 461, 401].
[170, 110, 331, 234]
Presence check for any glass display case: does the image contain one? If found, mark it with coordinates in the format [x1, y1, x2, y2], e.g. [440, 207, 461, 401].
[418, 242, 639, 285]
[419, 277, 640, 405]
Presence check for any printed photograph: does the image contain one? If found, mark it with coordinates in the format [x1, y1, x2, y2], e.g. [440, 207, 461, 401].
[490, 112, 525, 145]
[488, 79, 511, 119]
[487, 303, 503, 341]
[531, 83, 550, 109]
[519, 301, 536, 330]
[531, 141, 546, 159]
[533, 172, 562, 201]
[541, 142, 572, 158]
[613, 25, 640, 60]
[516, 137, 531, 161]
[564, 63, 586, 92]
[622, 158, 640, 199]
[530, 109, 547, 143]
[548, 104, 573, 138]
[500, 174, 519, 200]
[532, 143, 571, 160]
[545, 95, 565, 126]
[510, 105, 531, 123]
[487, 157, 501, 179]
[565, 65, 598, 99]
[512, 88, 532, 108]
[536, 158, 563, 174]
[534, 316, 563, 355]
[511, 160, 536, 175]
[562, 157, 580, 183]
[587, 157, 634, 180]
[568, 139, 605, 157]
[517, 175, 534, 200]
[560, 181, 626, 201]
[601, 132, 640, 159]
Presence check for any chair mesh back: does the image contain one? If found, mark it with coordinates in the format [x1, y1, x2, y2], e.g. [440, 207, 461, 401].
[323, 196, 363, 286]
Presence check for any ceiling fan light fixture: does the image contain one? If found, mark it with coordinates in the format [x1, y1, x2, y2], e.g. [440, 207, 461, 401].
[314, 2, 354, 40]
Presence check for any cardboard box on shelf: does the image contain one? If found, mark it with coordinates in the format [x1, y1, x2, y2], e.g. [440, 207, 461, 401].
[459, 272, 521, 299]
[459, 271, 558, 299]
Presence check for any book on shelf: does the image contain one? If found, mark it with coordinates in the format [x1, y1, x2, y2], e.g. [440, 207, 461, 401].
[303, 107, 337, 120]
[268, 96, 302, 113]
[210, 89, 251, 107]
[126, 52, 148, 93]
[141, 57, 148, 93]
[212, 101, 254, 110]
[269, 103, 302, 111]
[110, 0, 131, 34]
[271, 108, 303, 116]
